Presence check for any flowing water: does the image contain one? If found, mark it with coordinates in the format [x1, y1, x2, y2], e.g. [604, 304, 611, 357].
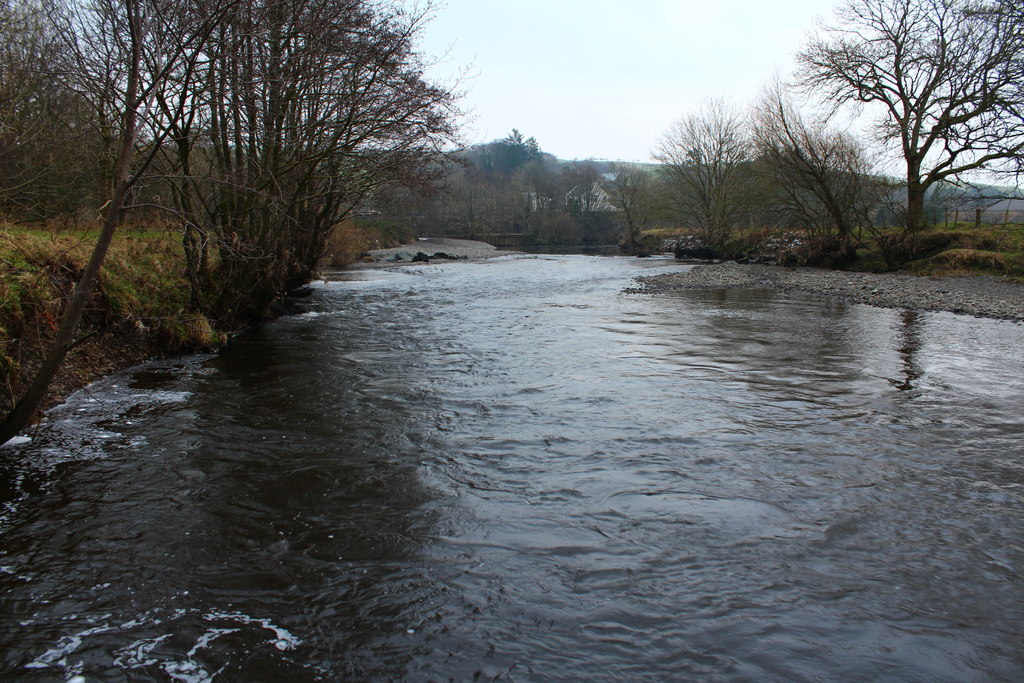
[2, 255, 1023, 681]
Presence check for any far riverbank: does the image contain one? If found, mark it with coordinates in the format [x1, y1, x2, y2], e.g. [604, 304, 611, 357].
[357, 237, 520, 264]
[631, 262, 1024, 323]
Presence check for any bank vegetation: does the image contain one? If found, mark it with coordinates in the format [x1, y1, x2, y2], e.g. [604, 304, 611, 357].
[0, 0, 458, 438]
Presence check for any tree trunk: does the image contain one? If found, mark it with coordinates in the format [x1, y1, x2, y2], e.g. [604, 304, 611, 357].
[0, 180, 132, 443]
[906, 181, 927, 233]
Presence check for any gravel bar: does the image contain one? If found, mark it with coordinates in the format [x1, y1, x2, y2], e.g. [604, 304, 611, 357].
[360, 237, 520, 264]
[630, 261, 1024, 322]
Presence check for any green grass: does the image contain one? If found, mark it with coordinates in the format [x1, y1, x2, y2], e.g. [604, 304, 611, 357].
[0, 226, 219, 343]
[905, 223, 1024, 277]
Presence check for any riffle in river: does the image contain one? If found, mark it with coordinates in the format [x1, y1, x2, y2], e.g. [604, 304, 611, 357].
[2, 254, 1023, 681]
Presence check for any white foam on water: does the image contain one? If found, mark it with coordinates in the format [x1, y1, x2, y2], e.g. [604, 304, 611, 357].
[113, 633, 173, 670]
[23, 604, 301, 680]
[161, 657, 216, 683]
[25, 622, 113, 672]
[203, 610, 301, 651]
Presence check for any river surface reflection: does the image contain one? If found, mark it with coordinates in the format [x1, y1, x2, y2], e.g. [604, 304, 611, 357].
[2, 255, 1023, 681]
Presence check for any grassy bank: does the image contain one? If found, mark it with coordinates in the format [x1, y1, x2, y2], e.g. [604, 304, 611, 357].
[0, 225, 222, 417]
[899, 223, 1023, 279]
[1, 217, 419, 420]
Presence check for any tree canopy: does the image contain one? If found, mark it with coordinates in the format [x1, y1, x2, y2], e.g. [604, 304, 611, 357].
[798, 0, 1024, 231]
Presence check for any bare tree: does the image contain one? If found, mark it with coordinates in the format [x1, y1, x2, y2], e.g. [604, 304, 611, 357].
[442, 161, 527, 237]
[797, 0, 1024, 234]
[0, 0, 94, 218]
[752, 82, 882, 265]
[607, 162, 658, 251]
[654, 99, 752, 250]
[562, 161, 609, 245]
[158, 0, 459, 321]
[0, 0, 233, 443]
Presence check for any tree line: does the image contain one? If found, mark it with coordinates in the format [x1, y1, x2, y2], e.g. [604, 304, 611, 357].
[0, 0, 458, 440]
[369, 130, 633, 249]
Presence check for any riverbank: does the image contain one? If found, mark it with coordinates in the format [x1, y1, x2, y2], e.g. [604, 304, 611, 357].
[0, 228, 223, 419]
[1, 233, 513, 425]
[631, 261, 1024, 322]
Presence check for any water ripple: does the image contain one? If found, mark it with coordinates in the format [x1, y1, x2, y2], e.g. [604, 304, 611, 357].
[2, 256, 1023, 680]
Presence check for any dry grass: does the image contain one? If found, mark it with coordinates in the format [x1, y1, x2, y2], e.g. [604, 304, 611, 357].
[0, 223, 221, 413]
[320, 218, 415, 268]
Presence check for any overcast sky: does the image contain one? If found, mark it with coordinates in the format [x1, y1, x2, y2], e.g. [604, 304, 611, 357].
[419, 0, 841, 162]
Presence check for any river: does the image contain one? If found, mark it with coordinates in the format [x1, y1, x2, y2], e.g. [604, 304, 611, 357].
[2, 254, 1023, 681]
